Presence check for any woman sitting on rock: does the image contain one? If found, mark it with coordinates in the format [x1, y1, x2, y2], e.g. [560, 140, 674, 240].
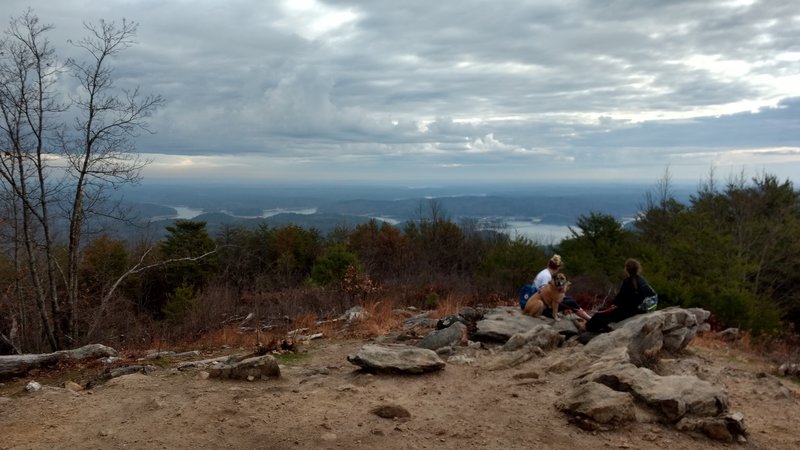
[585, 258, 655, 333]
[533, 254, 592, 321]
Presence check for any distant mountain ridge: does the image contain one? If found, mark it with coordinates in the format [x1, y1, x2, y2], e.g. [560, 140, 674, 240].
[114, 182, 694, 239]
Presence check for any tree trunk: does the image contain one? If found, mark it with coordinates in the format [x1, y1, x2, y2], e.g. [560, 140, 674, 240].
[0, 343, 118, 379]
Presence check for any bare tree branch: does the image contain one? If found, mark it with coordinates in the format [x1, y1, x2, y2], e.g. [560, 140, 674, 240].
[85, 247, 219, 339]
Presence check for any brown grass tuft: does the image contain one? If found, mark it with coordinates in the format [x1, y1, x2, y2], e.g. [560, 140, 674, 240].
[690, 332, 726, 350]
[346, 299, 402, 338]
[691, 329, 800, 366]
[431, 293, 468, 319]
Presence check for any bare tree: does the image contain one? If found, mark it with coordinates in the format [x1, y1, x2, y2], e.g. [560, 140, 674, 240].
[0, 10, 64, 350]
[63, 19, 163, 339]
[0, 10, 162, 350]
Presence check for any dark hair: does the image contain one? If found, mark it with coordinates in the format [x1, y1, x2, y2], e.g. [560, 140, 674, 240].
[625, 258, 642, 290]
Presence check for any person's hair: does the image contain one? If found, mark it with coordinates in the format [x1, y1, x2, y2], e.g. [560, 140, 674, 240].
[548, 254, 562, 270]
[625, 258, 642, 289]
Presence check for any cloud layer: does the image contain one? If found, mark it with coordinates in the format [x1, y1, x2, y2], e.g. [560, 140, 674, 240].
[4, 0, 800, 183]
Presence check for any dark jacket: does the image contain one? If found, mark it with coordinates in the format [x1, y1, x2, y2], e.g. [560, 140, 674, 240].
[613, 275, 655, 313]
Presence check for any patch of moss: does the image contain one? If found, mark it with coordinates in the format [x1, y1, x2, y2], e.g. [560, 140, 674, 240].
[272, 352, 308, 365]
[147, 357, 176, 368]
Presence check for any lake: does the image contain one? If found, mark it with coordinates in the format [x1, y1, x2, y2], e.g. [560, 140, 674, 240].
[503, 220, 573, 244]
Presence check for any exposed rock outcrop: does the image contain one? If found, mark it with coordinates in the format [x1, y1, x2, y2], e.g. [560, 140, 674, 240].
[555, 307, 747, 442]
[473, 306, 579, 342]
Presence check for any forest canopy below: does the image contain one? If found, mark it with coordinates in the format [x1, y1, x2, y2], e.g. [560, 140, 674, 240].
[2, 168, 799, 354]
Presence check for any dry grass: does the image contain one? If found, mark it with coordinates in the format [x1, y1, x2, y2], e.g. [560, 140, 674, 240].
[690, 332, 727, 351]
[691, 330, 800, 367]
[738, 333, 800, 364]
[346, 299, 403, 338]
[117, 288, 519, 354]
[188, 326, 268, 350]
[431, 293, 469, 318]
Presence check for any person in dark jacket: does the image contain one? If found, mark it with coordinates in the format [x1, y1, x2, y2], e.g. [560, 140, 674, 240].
[585, 258, 655, 332]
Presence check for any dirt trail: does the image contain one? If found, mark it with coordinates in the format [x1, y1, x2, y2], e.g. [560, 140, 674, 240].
[1, 336, 799, 450]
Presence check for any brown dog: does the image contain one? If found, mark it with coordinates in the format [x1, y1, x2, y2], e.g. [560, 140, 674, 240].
[522, 273, 570, 321]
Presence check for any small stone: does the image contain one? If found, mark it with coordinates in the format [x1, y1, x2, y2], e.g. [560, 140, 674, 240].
[321, 432, 337, 441]
[64, 381, 83, 392]
[371, 404, 411, 419]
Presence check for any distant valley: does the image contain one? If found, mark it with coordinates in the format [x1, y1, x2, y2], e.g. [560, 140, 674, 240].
[116, 181, 694, 242]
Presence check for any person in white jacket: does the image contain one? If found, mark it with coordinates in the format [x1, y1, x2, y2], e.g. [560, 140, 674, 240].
[533, 254, 592, 321]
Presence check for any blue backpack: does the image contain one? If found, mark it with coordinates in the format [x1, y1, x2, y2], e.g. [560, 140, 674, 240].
[639, 294, 658, 313]
[518, 283, 538, 310]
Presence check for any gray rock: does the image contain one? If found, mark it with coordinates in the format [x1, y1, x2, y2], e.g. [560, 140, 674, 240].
[556, 381, 636, 426]
[447, 354, 476, 365]
[474, 307, 550, 342]
[370, 404, 411, 419]
[347, 344, 445, 373]
[484, 345, 544, 371]
[435, 346, 455, 357]
[458, 306, 482, 322]
[209, 355, 280, 380]
[717, 328, 741, 341]
[502, 325, 563, 352]
[696, 323, 712, 334]
[546, 351, 595, 374]
[584, 308, 705, 359]
[779, 362, 800, 378]
[676, 412, 747, 442]
[97, 356, 121, 364]
[626, 319, 664, 367]
[341, 306, 367, 322]
[551, 318, 581, 335]
[686, 307, 711, 324]
[402, 314, 439, 330]
[106, 365, 157, 380]
[468, 304, 738, 442]
[436, 314, 468, 330]
[417, 322, 467, 351]
[144, 350, 201, 360]
[581, 361, 728, 422]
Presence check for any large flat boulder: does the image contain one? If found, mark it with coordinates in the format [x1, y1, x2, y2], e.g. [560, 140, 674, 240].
[347, 344, 445, 373]
[474, 307, 556, 342]
[584, 308, 701, 360]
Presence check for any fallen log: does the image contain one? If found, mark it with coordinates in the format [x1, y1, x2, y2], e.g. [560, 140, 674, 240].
[0, 344, 118, 379]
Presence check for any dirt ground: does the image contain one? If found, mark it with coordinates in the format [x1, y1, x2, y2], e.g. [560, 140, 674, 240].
[1, 333, 799, 450]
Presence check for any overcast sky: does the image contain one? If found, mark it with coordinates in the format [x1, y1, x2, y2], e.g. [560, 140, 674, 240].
[4, 0, 800, 185]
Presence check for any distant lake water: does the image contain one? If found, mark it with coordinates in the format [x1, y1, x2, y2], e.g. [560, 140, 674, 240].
[367, 217, 573, 243]
[164, 206, 318, 220]
[502, 220, 573, 243]
[161, 206, 574, 243]
[171, 205, 205, 219]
